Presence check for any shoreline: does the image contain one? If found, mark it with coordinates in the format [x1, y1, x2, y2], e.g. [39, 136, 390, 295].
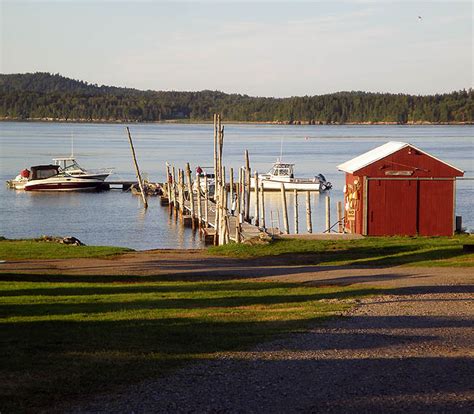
[1, 117, 472, 126]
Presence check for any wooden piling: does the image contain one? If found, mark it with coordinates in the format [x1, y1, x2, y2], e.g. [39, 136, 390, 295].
[229, 167, 234, 207]
[165, 162, 171, 201]
[306, 191, 312, 234]
[204, 175, 209, 226]
[176, 169, 180, 212]
[280, 183, 289, 234]
[260, 183, 266, 230]
[254, 172, 259, 227]
[196, 173, 202, 227]
[170, 165, 176, 207]
[213, 114, 218, 191]
[337, 201, 343, 233]
[294, 190, 299, 234]
[126, 127, 148, 208]
[237, 168, 242, 214]
[325, 196, 331, 233]
[235, 179, 241, 243]
[179, 169, 184, 214]
[245, 150, 251, 222]
[240, 167, 245, 220]
[185, 163, 195, 225]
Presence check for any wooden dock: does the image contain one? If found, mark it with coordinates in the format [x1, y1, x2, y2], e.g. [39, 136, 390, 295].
[157, 114, 344, 246]
[162, 190, 270, 244]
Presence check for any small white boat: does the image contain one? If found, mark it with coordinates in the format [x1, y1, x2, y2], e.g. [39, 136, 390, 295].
[250, 160, 332, 191]
[193, 167, 216, 196]
[6, 157, 113, 192]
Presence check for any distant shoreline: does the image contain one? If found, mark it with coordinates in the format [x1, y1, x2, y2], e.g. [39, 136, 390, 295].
[1, 117, 472, 126]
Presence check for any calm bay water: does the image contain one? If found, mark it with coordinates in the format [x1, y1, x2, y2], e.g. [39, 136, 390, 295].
[0, 122, 472, 250]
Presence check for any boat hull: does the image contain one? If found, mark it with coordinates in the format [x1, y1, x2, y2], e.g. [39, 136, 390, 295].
[24, 177, 106, 192]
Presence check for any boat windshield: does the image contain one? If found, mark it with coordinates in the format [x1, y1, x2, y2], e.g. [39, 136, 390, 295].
[53, 158, 84, 172]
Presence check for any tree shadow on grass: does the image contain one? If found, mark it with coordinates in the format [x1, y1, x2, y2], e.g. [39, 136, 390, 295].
[267, 246, 467, 267]
[1, 286, 381, 318]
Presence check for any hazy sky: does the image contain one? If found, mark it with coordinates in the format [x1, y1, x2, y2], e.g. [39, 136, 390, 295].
[1, 1, 472, 97]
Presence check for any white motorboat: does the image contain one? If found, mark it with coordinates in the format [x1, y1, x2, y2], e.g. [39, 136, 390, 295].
[250, 160, 332, 191]
[6, 157, 113, 192]
[52, 157, 113, 181]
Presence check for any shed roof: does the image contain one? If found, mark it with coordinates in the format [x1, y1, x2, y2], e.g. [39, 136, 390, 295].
[337, 141, 464, 174]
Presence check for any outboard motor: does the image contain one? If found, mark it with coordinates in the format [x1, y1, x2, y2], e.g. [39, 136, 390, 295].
[316, 173, 332, 191]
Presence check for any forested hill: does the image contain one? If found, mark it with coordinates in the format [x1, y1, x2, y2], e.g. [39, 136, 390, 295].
[1, 72, 472, 124]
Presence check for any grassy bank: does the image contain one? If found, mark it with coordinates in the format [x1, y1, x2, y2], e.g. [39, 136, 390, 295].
[210, 236, 473, 267]
[0, 238, 132, 260]
[0, 274, 379, 413]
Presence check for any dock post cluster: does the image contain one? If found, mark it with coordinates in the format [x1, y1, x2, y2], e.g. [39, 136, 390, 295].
[159, 114, 345, 243]
[159, 114, 270, 245]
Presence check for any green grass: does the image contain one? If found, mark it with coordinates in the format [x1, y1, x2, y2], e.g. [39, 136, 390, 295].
[0, 273, 379, 413]
[0, 239, 132, 260]
[209, 236, 474, 267]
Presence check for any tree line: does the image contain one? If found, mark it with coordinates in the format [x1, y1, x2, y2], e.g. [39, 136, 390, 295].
[1, 72, 472, 124]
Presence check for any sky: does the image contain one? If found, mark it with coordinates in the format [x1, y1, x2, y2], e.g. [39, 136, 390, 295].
[1, 1, 472, 97]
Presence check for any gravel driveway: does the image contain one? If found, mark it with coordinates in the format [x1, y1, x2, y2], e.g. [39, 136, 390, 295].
[67, 284, 474, 414]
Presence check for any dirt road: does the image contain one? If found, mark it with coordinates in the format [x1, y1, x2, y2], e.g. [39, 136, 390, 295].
[1, 249, 473, 289]
[2, 250, 473, 413]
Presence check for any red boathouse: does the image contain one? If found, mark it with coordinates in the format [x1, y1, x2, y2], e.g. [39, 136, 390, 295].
[337, 141, 464, 236]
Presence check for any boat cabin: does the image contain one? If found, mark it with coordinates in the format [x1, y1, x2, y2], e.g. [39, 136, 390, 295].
[268, 162, 294, 178]
[30, 165, 60, 180]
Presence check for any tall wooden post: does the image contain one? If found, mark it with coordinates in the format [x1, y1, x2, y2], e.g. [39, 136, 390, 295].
[126, 127, 148, 208]
[237, 168, 242, 214]
[204, 175, 209, 226]
[223, 186, 230, 244]
[337, 201, 343, 233]
[219, 185, 226, 245]
[306, 191, 312, 234]
[179, 170, 185, 215]
[170, 165, 176, 207]
[176, 168, 181, 212]
[325, 196, 331, 233]
[185, 163, 195, 224]
[260, 184, 266, 230]
[240, 167, 245, 219]
[294, 190, 299, 234]
[254, 172, 259, 226]
[196, 173, 202, 227]
[165, 162, 171, 200]
[245, 150, 251, 222]
[176, 169, 181, 212]
[213, 114, 218, 191]
[219, 124, 224, 180]
[235, 177, 241, 242]
[214, 186, 220, 243]
[235, 214, 241, 243]
[229, 167, 234, 209]
[280, 183, 289, 234]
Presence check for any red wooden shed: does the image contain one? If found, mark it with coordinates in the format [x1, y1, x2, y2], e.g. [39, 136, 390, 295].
[337, 141, 464, 236]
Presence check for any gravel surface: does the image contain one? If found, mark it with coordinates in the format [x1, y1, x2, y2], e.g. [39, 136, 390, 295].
[66, 287, 474, 414]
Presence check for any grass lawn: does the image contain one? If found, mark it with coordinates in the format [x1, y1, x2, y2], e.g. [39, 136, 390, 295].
[210, 236, 474, 267]
[0, 238, 132, 260]
[0, 273, 380, 413]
